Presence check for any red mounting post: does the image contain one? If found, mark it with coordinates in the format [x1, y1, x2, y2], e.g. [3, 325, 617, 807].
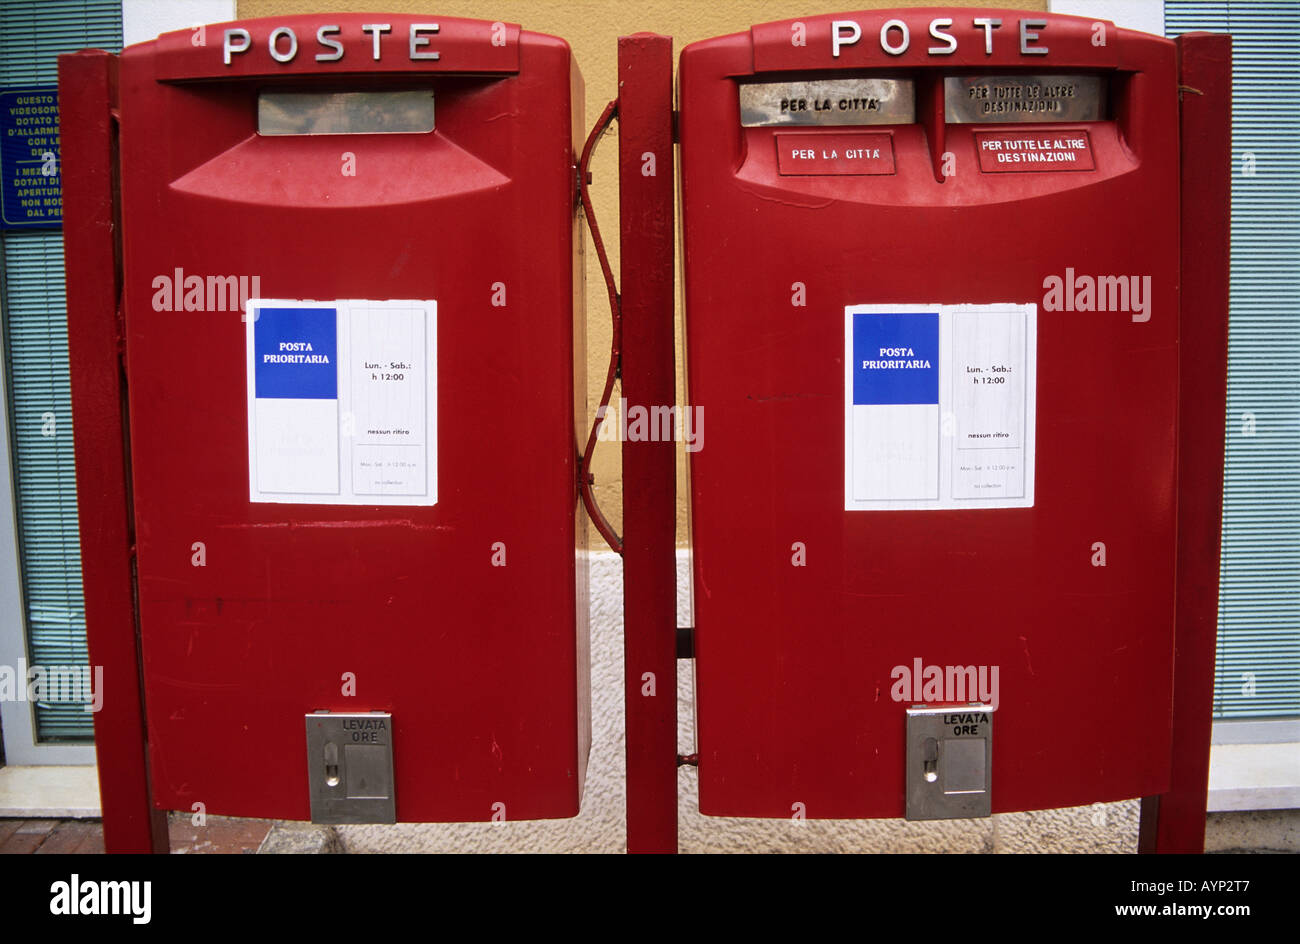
[1139, 31, 1233, 854]
[59, 50, 168, 854]
[617, 33, 678, 854]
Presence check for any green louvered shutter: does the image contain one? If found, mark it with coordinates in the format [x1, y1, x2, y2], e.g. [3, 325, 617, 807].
[1166, 1, 1300, 719]
[0, 1, 122, 741]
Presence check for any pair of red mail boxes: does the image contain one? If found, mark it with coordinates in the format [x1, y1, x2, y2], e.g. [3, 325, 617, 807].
[58, 9, 1227, 841]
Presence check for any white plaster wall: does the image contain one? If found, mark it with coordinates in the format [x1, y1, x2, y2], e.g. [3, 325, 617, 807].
[337, 551, 1138, 853]
[123, 0, 236, 46]
[1049, 0, 1164, 37]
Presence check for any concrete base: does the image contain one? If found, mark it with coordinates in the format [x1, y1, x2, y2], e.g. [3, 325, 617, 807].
[1206, 809, 1300, 854]
[257, 822, 342, 855]
[0, 765, 100, 818]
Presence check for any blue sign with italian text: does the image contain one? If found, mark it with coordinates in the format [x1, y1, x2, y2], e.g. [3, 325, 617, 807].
[254, 307, 338, 399]
[852, 311, 939, 405]
[0, 87, 61, 229]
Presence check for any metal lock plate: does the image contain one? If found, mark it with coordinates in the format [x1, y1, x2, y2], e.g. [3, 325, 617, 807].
[305, 711, 395, 824]
[905, 704, 992, 820]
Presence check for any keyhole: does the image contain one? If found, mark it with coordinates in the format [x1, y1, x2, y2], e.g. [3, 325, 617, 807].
[324, 741, 340, 787]
[923, 737, 938, 783]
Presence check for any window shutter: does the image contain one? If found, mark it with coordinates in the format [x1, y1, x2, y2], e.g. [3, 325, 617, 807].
[1, 0, 122, 741]
[1166, 1, 1300, 719]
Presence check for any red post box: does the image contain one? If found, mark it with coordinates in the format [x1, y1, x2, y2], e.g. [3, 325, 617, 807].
[61, 14, 589, 843]
[677, 9, 1229, 832]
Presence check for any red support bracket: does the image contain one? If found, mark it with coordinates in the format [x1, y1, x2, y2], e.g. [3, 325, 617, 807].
[59, 50, 168, 854]
[617, 33, 678, 854]
[1139, 31, 1233, 854]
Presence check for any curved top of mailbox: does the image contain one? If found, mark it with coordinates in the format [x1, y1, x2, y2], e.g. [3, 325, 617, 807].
[147, 14, 550, 82]
[711, 7, 1172, 73]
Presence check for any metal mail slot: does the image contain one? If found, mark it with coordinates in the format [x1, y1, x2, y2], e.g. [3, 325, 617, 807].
[259, 89, 435, 135]
[740, 78, 915, 127]
[945, 74, 1103, 123]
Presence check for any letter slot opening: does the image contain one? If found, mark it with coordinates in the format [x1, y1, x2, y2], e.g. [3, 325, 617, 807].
[739, 78, 916, 126]
[944, 74, 1106, 123]
[258, 89, 435, 135]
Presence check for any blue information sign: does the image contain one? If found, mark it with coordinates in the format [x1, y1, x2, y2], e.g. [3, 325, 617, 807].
[1, 87, 61, 229]
[254, 306, 339, 400]
[852, 310, 939, 405]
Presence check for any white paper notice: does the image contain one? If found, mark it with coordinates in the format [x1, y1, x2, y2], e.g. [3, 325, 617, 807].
[844, 303, 1035, 511]
[246, 298, 437, 506]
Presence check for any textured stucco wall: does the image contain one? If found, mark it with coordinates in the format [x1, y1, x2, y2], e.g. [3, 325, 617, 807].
[335, 551, 1137, 853]
[236, 0, 1048, 548]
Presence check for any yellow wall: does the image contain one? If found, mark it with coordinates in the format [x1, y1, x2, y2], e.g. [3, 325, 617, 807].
[238, 1, 1048, 547]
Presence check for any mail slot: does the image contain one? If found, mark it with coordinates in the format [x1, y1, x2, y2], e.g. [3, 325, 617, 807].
[61, 14, 589, 824]
[679, 10, 1193, 819]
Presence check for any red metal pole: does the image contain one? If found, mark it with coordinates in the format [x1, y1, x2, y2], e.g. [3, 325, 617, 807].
[59, 50, 168, 854]
[1139, 31, 1232, 854]
[617, 33, 678, 854]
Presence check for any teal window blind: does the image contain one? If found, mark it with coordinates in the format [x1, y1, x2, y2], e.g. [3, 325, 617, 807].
[1166, 2, 1300, 719]
[1, 1, 121, 741]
